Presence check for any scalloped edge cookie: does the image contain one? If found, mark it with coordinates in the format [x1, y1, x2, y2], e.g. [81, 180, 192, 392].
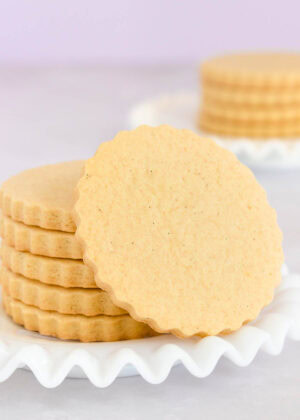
[199, 115, 300, 138]
[201, 102, 300, 122]
[1, 243, 95, 288]
[202, 85, 300, 106]
[0, 161, 84, 232]
[2, 293, 156, 342]
[201, 53, 300, 87]
[74, 125, 283, 338]
[0, 215, 82, 259]
[0, 266, 125, 316]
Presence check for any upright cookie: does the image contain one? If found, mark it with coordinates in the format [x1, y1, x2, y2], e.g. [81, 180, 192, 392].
[74, 125, 283, 338]
[0, 161, 83, 232]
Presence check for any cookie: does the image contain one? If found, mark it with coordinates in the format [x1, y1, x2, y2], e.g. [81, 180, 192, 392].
[201, 102, 300, 122]
[199, 112, 300, 128]
[202, 53, 300, 87]
[0, 161, 83, 232]
[203, 86, 300, 106]
[200, 124, 300, 138]
[1, 243, 95, 288]
[0, 215, 82, 259]
[199, 115, 300, 138]
[0, 266, 125, 316]
[2, 293, 157, 342]
[74, 125, 283, 338]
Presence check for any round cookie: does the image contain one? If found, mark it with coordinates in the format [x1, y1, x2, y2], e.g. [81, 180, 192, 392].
[0, 161, 83, 232]
[0, 215, 82, 259]
[2, 293, 156, 342]
[201, 102, 300, 122]
[1, 243, 95, 288]
[202, 85, 300, 106]
[199, 115, 300, 138]
[0, 266, 126, 316]
[74, 125, 283, 338]
[202, 53, 300, 87]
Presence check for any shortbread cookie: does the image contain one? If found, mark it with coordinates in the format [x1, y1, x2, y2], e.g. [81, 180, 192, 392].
[1, 243, 95, 288]
[200, 124, 300, 138]
[0, 267, 125, 316]
[200, 112, 300, 128]
[0, 215, 82, 259]
[202, 53, 300, 87]
[203, 86, 300, 106]
[2, 293, 156, 342]
[201, 102, 300, 122]
[74, 125, 283, 338]
[0, 161, 83, 232]
[199, 116, 300, 138]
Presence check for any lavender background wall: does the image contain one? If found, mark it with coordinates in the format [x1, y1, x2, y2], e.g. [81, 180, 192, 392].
[0, 0, 299, 64]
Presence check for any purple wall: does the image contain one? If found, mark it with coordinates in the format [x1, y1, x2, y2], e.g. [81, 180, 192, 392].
[0, 0, 299, 64]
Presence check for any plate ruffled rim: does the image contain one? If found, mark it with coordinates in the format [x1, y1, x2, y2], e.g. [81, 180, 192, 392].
[0, 265, 299, 388]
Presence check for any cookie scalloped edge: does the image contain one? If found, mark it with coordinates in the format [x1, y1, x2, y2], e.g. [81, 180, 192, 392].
[2, 292, 156, 342]
[0, 267, 297, 387]
[0, 189, 76, 233]
[73, 134, 281, 339]
[0, 215, 82, 259]
[201, 64, 300, 88]
[1, 243, 95, 288]
[0, 266, 126, 316]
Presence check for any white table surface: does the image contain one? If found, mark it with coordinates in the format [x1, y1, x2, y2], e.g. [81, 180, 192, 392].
[0, 64, 300, 420]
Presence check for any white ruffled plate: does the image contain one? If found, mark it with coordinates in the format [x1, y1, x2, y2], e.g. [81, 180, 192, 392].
[128, 92, 300, 169]
[0, 265, 299, 388]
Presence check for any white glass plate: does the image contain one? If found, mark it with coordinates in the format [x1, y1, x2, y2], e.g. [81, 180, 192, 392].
[0, 266, 299, 388]
[128, 92, 300, 170]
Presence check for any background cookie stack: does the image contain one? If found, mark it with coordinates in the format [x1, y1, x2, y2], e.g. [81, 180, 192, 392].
[199, 52, 300, 138]
[0, 161, 156, 342]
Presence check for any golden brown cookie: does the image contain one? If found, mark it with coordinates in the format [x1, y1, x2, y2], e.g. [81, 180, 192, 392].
[74, 125, 283, 338]
[202, 53, 300, 87]
[202, 85, 300, 106]
[0, 161, 83, 232]
[0, 215, 82, 259]
[199, 113, 300, 138]
[201, 102, 300, 122]
[0, 266, 125, 316]
[1, 243, 95, 288]
[2, 292, 157, 342]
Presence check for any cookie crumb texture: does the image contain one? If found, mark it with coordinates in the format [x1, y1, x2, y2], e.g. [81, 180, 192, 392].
[75, 125, 283, 337]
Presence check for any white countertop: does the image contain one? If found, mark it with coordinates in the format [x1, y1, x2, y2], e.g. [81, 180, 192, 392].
[0, 64, 300, 420]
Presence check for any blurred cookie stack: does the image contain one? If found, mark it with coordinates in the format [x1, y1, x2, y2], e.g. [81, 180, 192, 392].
[0, 161, 156, 342]
[199, 53, 300, 138]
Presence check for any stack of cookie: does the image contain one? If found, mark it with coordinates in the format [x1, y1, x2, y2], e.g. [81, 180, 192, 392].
[199, 52, 300, 138]
[0, 161, 156, 342]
